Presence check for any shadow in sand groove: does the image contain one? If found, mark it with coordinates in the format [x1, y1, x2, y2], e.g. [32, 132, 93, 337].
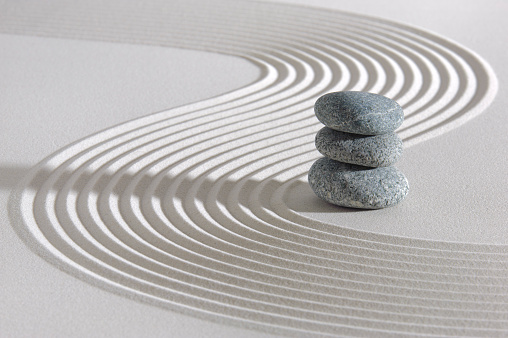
[0, 164, 30, 190]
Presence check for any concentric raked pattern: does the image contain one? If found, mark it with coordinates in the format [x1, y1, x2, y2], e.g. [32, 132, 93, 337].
[5, 0, 505, 336]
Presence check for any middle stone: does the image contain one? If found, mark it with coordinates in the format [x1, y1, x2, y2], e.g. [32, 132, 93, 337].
[315, 126, 403, 168]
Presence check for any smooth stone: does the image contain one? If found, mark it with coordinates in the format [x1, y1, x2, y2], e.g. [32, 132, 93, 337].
[308, 157, 409, 209]
[314, 91, 404, 135]
[315, 127, 403, 167]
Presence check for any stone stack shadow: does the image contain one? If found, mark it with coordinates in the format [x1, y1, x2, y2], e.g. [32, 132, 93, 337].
[309, 91, 409, 209]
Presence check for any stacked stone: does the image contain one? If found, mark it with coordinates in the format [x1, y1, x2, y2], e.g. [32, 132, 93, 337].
[308, 91, 409, 209]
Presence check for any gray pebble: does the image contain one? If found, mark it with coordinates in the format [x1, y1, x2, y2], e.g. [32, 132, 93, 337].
[314, 91, 404, 135]
[315, 127, 403, 167]
[308, 157, 409, 209]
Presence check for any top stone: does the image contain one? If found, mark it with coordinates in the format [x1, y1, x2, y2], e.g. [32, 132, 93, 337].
[314, 91, 404, 135]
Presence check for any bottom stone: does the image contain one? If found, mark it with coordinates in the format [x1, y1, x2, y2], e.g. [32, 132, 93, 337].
[308, 157, 409, 209]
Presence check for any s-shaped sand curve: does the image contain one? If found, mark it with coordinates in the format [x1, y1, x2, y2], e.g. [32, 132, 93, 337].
[5, 0, 505, 336]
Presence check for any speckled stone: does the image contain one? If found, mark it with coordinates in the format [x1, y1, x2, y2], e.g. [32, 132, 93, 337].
[314, 91, 404, 135]
[315, 127, 403, 167]
[308, 157, 409, 209]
